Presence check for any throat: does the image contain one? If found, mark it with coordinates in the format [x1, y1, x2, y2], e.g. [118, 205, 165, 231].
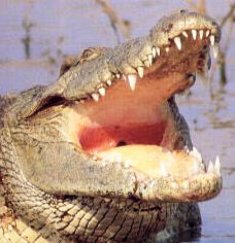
[79, 122, 167, 152]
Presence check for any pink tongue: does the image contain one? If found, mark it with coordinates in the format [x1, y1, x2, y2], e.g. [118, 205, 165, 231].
[79, 122, 166, 153]
[98, 145, 202, 178]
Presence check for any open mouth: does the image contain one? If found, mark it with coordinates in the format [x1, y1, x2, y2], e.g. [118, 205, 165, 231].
[26, 12, 222, 202]
[67, 27, 221, 186]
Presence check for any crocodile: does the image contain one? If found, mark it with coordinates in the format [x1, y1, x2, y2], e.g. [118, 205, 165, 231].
[0, 10, 222, 243]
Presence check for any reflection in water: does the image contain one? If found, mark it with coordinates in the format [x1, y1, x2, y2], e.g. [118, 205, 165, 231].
[0, 1, 234, 242]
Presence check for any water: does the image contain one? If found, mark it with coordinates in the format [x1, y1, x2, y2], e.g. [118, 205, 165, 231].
[0, 1, 234, 242]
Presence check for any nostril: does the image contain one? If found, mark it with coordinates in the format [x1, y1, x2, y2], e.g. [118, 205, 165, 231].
[212, 21, 217, 26]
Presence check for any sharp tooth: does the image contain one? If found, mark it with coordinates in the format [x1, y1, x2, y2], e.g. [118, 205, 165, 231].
[124, 160, 131, 169]
[212, 44, 219, 58]
[148, 54, 153, 65]
[182, 31, 188, 38]
[207, 161, 214, 173]
[165, 47, 170, 53]
[191, 147, 202, 162]
[174, 37, 182, 50]
[116, 154, 122, 163]
[205, 30, 210, 37]
[122, 74, 127, 81]
[127, 74, 137, 91]
[137, 66, 144, 78]
[160, 164, 168, 177]
[199, 30, 204, 39]
[116, 73, 121, 79]
[98, 87, 106, 96]
[144, 60, 150, 67]
[91, 93, 99, 102]
[107, 80, 112, 86]
[215, 156, 221, 176]
[191, 29, 197, 40]
[156, 47, 161, 56]
[210, 35, 215, 46]
[171, 182, 178, 189]
[182, 181, 189, 190]
[152, 47, 157, 58]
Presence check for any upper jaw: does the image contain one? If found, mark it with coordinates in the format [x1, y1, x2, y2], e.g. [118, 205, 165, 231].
[150, 10, 220, 47]
[48, 10, 220, 103]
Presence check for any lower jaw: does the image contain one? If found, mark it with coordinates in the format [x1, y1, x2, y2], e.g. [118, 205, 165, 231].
[72, 104, 203, 180]
[95, 144, 205, 179]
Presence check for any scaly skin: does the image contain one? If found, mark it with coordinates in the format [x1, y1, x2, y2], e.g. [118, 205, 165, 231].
[0, 11, 222, 243]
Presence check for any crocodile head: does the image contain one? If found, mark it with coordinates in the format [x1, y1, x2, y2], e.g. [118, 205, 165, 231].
[2, 10, 222, 241]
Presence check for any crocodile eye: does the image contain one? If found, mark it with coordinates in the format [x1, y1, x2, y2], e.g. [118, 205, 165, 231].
[82, 48, 95, 58]
[81, 47, 100, 61]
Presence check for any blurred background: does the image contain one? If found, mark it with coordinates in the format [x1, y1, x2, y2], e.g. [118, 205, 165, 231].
[0, 0, 234, 242]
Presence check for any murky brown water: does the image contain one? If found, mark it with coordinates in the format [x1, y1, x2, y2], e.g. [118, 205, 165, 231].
[0, 1, 234, 242]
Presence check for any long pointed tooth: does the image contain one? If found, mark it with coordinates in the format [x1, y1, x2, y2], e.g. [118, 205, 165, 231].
[127, 74, 137, 91]
[212, 44, 219, 58]
[98, 87, 106, 96]
[182, 181, 189, 190]
[207, 161, 214, 173]
[122, 74, 127, 81]
[137, 66, 144, 78]
[174, 36, 182, 50]
[210, 35, 215, 46]
[205, 30, 210, 37]
[148, 54, 153, 65]
[144, 59, 150, 67]
[124, 160, 131, 169]
[182, 31, 188, 38]
[156, 47, 161, 56]
[165, 47, 170, 53]
[152, 47, 157, 58]
[199, 30, 204, 39]
[91, 93, 99, 102]
[116, 73, 121, 79]
[160, 164, 168, 177]
[215, 156, 221, 176]
[107, 80, 112, 86]
[191, 147, 202, 162]
[191, 29, 197, 40]
[116, 154, 122, 163]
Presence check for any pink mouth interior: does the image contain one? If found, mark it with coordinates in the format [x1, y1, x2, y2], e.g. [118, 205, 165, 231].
[67, 72, 202, 178]
[79, 122, 167, 152]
